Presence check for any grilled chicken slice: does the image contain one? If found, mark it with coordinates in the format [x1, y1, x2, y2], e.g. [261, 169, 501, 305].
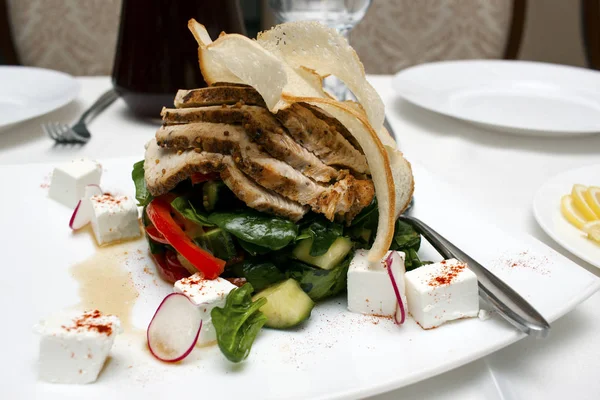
[236, 144, 374, 221]
[144, 139, 225, 196]
[145, 139, 307, 221]
[161, 105, 246, 125]
[241, 107, 340, 183]
[301, 103, 364, 154]
[156, 123, 246, 154]
[221, 159, 307, 222]
[153, 124, 374, 220]
[157, 116, 339, 183]
[174, 86, 266, 108]
[276, 103, 369, 174]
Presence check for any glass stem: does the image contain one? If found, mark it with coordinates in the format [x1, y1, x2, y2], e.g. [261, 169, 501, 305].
[322, 27, 351, 100]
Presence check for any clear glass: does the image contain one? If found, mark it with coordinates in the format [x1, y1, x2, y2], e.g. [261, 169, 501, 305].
[268, 0, 372, 99]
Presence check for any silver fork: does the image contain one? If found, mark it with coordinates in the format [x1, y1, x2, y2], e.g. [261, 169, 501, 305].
[43, 88, 119, 144]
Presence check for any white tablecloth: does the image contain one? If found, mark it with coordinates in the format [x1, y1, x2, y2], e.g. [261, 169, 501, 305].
[2, 76, 599, 399]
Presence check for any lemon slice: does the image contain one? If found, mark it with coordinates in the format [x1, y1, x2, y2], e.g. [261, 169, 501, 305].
[561, 195, 588, 229]
[571, 184, 599, 221]
[582, 220, 600, 244]
[584, 186, 600, 219]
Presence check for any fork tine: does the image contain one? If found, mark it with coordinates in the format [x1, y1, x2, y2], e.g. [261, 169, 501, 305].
[55, 122, 72, 142]
[41, 124, 52, 140]
[49, 124, 61, 141]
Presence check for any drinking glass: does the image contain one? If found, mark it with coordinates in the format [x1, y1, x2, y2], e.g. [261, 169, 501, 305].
[268, 0, 372, 99]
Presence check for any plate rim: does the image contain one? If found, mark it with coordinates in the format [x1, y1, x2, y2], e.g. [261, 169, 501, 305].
[392, 60, 600, 136]
[0, 66, 80, 128]
[532, 163, 600, 268]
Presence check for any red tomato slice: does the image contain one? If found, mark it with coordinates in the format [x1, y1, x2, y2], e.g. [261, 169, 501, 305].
[151, 251, 191, 284]
[146, 198, 226, 280]
[191, 172, 221, 185]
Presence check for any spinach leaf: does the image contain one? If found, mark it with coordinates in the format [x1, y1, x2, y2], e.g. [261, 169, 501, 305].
[211, 283, 267, 363]
[350, 199, 379, 228]
[232, 259, 285, 292]
[390, 219, 426, 270]
[237, 239, 271, 256]
[132, 161, 153, 206]
[299, 217, 343, 256]
[393, 220, 421, 249]
[170, 196, 215, 226]
[208, 211, 298, 250]
[286, 258, 350, 301]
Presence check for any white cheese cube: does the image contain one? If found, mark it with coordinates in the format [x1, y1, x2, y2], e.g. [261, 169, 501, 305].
[89, 194, 140, 245]
[48, 158, 102, 208]
[347, 250, 407, 317]
[174, 273, 237, 345]
[35, 310, 121, 384]
[405, 258, 479, 329]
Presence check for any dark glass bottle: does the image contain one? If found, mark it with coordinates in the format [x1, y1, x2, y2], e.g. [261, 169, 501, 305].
[112, 0, 246, 118]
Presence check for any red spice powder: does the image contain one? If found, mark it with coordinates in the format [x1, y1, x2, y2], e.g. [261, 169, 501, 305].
[428, 260, 467, 287]
[92, 194, 123, 206]
[61, 310, 115, 335]
[497, 251, 550, 275]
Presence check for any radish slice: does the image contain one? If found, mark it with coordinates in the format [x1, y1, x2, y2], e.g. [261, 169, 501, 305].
[69, 185, 103, 230]
[147, 293, 202, 362]
[385, 252, 406, 325]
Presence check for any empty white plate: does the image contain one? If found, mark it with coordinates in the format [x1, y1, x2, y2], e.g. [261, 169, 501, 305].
[0, 66, 80, 129]
[533, 164, 600, 268]
[392, 60, 600, 136]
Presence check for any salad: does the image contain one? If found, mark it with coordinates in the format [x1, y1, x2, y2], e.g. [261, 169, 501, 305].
[135, 19, 419, 363]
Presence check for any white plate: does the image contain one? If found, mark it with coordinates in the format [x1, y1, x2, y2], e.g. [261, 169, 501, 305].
[392, 60, 600, 136]
[1, 159, 598, 400]
[0, 66, 80, 129]
[533, 164, 600, 268]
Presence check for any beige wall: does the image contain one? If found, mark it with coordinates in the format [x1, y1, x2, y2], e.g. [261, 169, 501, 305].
[518, 0, 587, 67]
[262, 0, 590, 71]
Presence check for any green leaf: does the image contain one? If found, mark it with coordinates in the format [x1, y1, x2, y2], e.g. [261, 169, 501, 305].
[232, 259, 285, 292]
[211, 283, 268, 363]
[170, 196, 215, 226]
[208, 211, 298, 250]
[350, 199, 378, 228]
[285, 258, 349, 301]
[299, 217, 343, 257]
[237, 239, 271, 256]
[132, 161, 153, 206]
[393, 220, 421, 249]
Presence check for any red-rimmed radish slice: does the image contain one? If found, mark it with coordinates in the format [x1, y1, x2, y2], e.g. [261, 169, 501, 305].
[147, 293, 202, 362]
[146, 225, 170, 244]
[385, 252, 406, 325]
[69, 185, 104, 230]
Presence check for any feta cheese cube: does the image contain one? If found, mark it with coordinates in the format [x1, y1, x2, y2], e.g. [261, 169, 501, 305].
[48, 158, 102, 208]
[35, 310, 121, 384]
[89, 194, 140, 245]
[347, 250, 407, 317]
[405, 258, 479, 329]
[174, 273, 236, 345]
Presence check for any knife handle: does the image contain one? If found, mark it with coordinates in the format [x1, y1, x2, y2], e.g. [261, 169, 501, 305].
[399, 215, 550, 338]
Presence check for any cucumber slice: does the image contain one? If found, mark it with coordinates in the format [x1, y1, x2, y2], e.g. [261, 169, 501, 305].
[202, 181, 224, 212]
[252, 279, 314, 329]
[292, 237, 353, 270]
[195, 228, 237, 260]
